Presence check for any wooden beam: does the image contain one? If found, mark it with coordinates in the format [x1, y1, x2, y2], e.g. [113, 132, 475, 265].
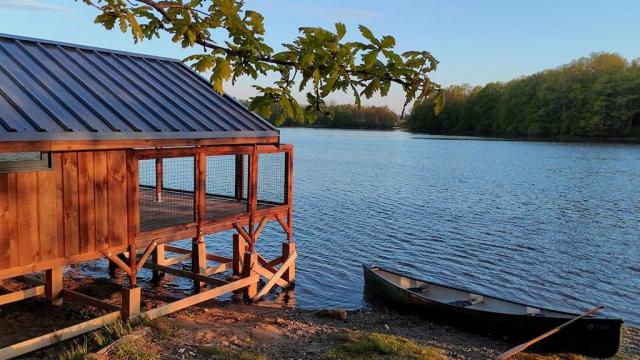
[285, 147, 294, 242]
[164, 245, 190, 254]
[45, 267, 63, 306]
[0, 286, 45, 306]
[0, 311, 121, 359]
[192, 237, 207, 292]
[252, 263, 289, 288]
[233, 223, 252, 244]
[61, 289, 120, 312]
[266, 256, 284, 268]
[163, 253, 193, 266]
[253, 216, 268, 241]
[142, 263, 228, 287]
[253, 251, 297, 302]
[282, 242, 296, 285]
[255, 253, 278, 274]
[274, 214, 291, 234]
[205, 262, 232, 275]
[101, 251, 132, 277]
[248, 147, 258, 251]
[136, 241, 158, 272]
[206, 253, 232, 263]
[144, 275, 259, 320]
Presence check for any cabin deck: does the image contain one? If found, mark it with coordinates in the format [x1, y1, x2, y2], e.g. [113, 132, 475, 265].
[139, 187, 278, 232]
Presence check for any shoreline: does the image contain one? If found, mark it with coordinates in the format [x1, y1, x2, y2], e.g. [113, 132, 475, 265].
[1, 275, 638, 360]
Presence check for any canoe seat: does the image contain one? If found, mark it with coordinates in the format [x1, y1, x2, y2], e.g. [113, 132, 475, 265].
[450, 295, 484, 308]
[407, 286, 428, 294]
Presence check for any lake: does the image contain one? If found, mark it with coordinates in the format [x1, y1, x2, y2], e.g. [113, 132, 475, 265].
[92, 128, 640, 325]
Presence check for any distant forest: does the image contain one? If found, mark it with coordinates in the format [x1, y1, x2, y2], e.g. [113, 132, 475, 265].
[406, 53, 640, 138]
[241, 101, 400, 130]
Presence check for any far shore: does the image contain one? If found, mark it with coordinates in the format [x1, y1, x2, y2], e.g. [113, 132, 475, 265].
[281, 126, 640, 144]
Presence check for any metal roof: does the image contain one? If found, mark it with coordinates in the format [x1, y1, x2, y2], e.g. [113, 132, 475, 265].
[0, 33, 279, 142]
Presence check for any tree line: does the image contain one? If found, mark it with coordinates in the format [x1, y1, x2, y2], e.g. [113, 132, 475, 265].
[242, 101, 400, 129]
[406, 53, 640, 138]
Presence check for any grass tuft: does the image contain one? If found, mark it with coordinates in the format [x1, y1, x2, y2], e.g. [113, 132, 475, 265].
[57, 339, 96, 360]
[325, 331, 447, 360]
[196, 345, 268, 360]
[111, 339, 160, 360]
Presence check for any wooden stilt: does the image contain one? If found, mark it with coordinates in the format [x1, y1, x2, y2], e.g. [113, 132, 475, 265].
[192, 236, 207, 292]
[242, 252, 258, 300]
[45, 267, 63, 306]
[232, 233, 245, 276]
[282, 242, 296, 286]
[128, 244, 137, 286]
[152, 244, 165, 282]
[121, 286, 141, 321]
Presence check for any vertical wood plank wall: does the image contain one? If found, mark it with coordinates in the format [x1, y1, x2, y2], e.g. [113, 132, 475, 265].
[0, 150, 130, 274]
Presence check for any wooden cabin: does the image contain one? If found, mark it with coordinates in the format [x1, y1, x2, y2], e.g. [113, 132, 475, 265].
[0, 33, 295, 358]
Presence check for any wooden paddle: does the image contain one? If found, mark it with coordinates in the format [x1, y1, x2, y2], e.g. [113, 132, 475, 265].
[496, 305, 605, 359]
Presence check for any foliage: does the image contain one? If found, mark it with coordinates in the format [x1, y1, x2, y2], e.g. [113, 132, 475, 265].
[325, 331, 447, 360]
[248, 100, 400, 129]
[406, 53, 640, 138]
[196, 345, 268, 360]
[81, 0, 443, 121]
[57, 340, 95, 360]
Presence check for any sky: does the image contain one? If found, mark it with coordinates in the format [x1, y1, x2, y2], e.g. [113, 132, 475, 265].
[0, 0, 639, 113]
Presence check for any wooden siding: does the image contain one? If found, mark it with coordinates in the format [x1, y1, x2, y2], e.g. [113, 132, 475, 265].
[0, 150, 130, 274]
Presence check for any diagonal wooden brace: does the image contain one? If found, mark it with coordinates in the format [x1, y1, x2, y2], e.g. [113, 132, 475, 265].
[102, 250, 133, 277]
[253, 251, 297, 302]
[137, 240, 158, 272]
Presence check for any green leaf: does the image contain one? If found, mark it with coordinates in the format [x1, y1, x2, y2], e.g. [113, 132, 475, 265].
[335, 22, 346, 40]
[363, 51, 378, 69]
[358, 25, 379, 46]
[380, 35, 395, 49]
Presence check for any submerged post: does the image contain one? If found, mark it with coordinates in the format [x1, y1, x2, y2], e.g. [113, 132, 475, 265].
[232, 233, 245, 276]
[242, 252, 257, 300]
[121, 286, 141, 321]
[282, 242, 296, 286]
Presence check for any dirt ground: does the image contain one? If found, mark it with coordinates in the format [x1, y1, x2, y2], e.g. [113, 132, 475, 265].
[1, 275, 638, 360]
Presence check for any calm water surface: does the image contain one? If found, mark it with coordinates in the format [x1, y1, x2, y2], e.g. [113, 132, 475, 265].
[87, 128, 640, 325]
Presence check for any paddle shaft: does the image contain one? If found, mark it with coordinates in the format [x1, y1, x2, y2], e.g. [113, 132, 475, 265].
[496, 305, 605, 360]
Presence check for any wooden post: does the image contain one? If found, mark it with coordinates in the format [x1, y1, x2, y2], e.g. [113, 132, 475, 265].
[235, 154, 244, 200]
[242, 252, 257, 300]
[282, 242, 296, 286]
[121, 286, 141, 321]
[155, 158, 163, 202]
[232, 233, 245, 276]
[192, 236, 207, 292]
[45, 267, 63, 306]
[285, 148, 294, 242]
[152, 244, 165, 282]
[248, 147, 258, 251]
[128, 244, 137, 286]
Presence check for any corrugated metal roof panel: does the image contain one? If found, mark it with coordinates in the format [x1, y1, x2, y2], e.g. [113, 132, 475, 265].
[0, 33, 278, 142]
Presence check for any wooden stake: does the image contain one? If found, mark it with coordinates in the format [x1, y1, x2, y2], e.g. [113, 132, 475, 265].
[235, 154, 245, 200]
[121, 286, 141, 321]
[242, 252, 258, 300]
[45, 267, 63, 306]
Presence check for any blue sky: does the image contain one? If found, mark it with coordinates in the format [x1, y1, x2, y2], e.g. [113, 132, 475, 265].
[1, 0, 639, 112]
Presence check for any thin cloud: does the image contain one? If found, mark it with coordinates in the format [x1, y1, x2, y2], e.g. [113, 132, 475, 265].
[0, 0, 76, 12]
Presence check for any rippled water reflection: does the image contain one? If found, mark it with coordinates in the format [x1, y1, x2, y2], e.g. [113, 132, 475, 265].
[275, 129, 639, 325]
[86, 129, 640, 325]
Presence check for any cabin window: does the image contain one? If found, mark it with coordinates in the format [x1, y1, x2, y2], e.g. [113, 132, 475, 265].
[0, 152, 53, 173]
